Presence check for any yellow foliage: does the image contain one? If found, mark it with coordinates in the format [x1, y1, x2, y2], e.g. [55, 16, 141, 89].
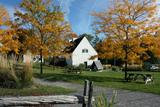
[0, 5, 9, 26]
[14, 0, 72, 57]
[93, 0, 159, 64]
[0, 6, 19, 54]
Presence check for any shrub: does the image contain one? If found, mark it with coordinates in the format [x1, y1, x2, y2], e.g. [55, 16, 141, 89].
[22, 62, 33, 86]
[77, 64, 86, 71]
[122, 64, 142, 71]
[111, 66, 120, 72]
[0, 55, 19, 88]
[0, 68, 19, 88]
[65, 64, 87, 74]
[94, 91, 117, 107]
[143, 62, 151, 71]
[0, 54, 33, 88]
[65, 65, 74, 73]
[65, 65, 80, 74]
[14, 63, 33, 87]
[47, 57, 67, 67]
[103, 64, 112, 70]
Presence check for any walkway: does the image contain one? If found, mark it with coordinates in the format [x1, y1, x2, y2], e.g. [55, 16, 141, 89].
[34, 78, 160, 107]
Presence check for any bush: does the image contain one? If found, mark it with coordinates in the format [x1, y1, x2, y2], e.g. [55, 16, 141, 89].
[111, 66, 120, 72]
[143, 62, 151, 71]
[65, 65, 74, 73]
[65, 64, 87, 74]
[94, 91, 117, 107]
[14, 63, 33, 87]
[122, 65, 142, 71]
[0, 68, 19, 88]
[46, 57, 67, 67]
[103, 64, 112, 70]
[77, 64, 86, 71]
[65, 65, 80, 74]
[0, 54, 33, 88]
[0, 55, 19, 88]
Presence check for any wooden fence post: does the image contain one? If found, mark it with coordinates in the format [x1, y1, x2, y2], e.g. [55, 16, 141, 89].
[82, 80, 88, 107]
[88, 81, 93, 107]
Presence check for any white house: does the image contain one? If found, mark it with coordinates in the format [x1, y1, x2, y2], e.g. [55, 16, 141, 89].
[66, 36, 98, 66]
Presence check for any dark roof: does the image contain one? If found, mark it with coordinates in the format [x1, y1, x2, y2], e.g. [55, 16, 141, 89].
[66, 36, 85, 53]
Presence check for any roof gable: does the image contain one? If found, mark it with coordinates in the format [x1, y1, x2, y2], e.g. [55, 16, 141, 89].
[73, 36, 97, 55]
[65, 36, 85, 53]
[65, 36, 97, 55]
[71, 36, 84, 52]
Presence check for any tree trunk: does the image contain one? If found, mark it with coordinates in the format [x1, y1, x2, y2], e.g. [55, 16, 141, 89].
[124, 49, 128, 80]
[113, 57, 116, 66]
[40, 49, 43, 74]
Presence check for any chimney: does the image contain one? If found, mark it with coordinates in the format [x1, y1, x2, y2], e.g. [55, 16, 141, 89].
[69, 37, 77, 42]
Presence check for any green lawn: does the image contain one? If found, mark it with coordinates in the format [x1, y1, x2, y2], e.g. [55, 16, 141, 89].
[0, 84, 74, 96]
[34, 65, 160, 95]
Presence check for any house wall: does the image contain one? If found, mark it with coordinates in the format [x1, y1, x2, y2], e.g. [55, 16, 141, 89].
[72, 37, 98, 66]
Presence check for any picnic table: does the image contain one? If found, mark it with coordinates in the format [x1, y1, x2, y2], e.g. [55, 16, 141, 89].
[126, 72, 153, 84]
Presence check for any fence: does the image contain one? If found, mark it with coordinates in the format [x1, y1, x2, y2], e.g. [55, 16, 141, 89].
[0, 80, 94, 107]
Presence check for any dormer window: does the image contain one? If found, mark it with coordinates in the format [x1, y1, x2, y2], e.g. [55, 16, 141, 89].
[82, 49, 88, 53]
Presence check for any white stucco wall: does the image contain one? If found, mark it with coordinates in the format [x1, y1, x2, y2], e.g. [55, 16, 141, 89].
[71, 37, 98, 66]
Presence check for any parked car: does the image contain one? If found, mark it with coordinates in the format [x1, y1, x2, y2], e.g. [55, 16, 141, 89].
[150, 64, 160, 71]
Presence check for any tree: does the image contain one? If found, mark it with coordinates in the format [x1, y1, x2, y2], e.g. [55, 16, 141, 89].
[96, 37, 123, 65]
[92, 0, 159, 80]
[152, 36, 160, 58]
[79, 33, 94, 42]
[14, 0, 71, 74]
[79, 33, 101, 46]
[0, 5, 9, 28]
[92, 35, 100, 47]
[0, 6, 19, 54]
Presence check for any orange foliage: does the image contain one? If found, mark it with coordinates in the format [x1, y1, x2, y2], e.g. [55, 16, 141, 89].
[14, 0, 72, 57]
[0, 6, 19, 54]
[93, 0, 160, 64]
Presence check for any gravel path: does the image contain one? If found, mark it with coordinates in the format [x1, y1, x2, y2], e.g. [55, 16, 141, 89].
[34, 78, 160, 107]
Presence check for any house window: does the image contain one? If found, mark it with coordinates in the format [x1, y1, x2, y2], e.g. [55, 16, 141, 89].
[82, 49, 88, 53]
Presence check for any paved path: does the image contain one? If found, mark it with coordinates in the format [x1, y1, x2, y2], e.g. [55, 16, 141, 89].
[34, 78, 160, 107]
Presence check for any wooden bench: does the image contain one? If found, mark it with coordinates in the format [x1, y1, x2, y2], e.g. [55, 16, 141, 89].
[127, 72, 153, 84]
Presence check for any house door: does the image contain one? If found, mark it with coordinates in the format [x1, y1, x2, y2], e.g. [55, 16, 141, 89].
[84, 62, 87, 68]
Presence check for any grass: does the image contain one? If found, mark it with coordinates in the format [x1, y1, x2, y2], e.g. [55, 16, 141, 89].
[0, 84, 74, 96]
[34, 64, 160, 95]
[0, 63, 74, 97]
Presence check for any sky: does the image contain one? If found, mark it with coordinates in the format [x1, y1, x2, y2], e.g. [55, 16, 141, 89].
[0, 0, 109, 35]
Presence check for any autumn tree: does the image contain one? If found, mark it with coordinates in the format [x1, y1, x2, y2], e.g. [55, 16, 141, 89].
[144, 35, 160, 63]
[79, 33, 100, 46]
[0, 6, 19, 54]
[96, 37, 124, 65]
[80, 33, 94, 42]
[0, 5, 9, 29]
[93, 0, 160, 80]
[153, 36, 160, 58]
[14, 0, 71, 74]
[92, 35, 100, 47]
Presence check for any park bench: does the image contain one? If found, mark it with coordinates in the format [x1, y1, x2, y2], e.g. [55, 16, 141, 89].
[127, 72, 153, 84]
